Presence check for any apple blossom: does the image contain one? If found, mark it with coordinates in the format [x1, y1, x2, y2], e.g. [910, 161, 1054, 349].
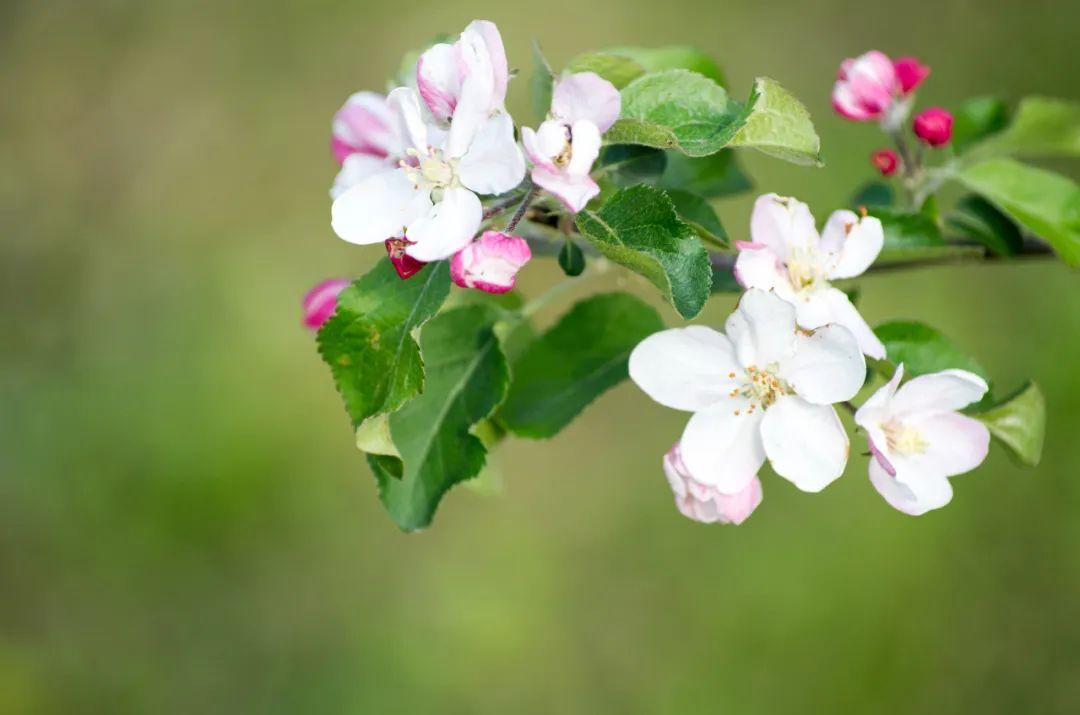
[450, 230, 531, 293]
[663, 442, 763, 524]
[417, 20, 509, 123]
[330, 92, 405, 200]
[832, 51, 928, 126]
[302, 278, 350, 329]
[871, 148, 899, 176]
[893, 56, 930, 94]
[521, 72, 621, 213]
[733, 194, 887, 359]
[629, 289, 865, 495]
[913, 107, 954, 147]
[855, 365, 990, 515]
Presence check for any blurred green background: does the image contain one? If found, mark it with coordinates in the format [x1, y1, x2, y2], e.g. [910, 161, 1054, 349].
[2, 0, 1078, 712]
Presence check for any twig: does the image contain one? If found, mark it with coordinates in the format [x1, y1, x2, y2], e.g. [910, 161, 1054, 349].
[506, 185, 540, 233]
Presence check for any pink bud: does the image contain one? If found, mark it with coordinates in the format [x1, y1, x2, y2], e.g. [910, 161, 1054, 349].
[913, 107, 954, 147]
[832, 50, 900, 122]
[871, 149, 900, 176]
[662, 443, 763, 525]
[384, 238, 427, 280]
[450, 231, 531, 294]
[893, 56, 930, 95]
[302, 278, 350, 330]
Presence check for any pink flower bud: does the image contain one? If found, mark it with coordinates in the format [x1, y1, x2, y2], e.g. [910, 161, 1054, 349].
[302, 278, 350, 330]
[871, 149, 899, 176]
[893, 56, 930, 95]
[913, 107, 954, 147]
[832, 50, 900, 121]
[384, 238, 427, 280]
[450, 231, 531, 294]
[662, 443, 763, 525]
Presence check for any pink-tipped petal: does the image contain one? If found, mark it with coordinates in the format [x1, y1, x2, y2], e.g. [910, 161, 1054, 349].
[530, 166, 600, 214]
[331, 92, 399, 164]
[552, 72, 622, 133]
[831, 50, 900, 122]
[416, 43, 461, 122]
[663, 443, 763, 524]
[463, 20, 509, 110]
[302, 278, 350, 329]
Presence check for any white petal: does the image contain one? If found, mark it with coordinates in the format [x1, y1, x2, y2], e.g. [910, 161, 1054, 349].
[330, 154, 393, 200]
[724, 289, 797, 368]
[445, 29, 497, 158]
[869, 457, 952, 516]
[521, 126, 557, 171]
[629, 327, 741, 412]
[854, 365, 904, 464]
[567, 120, 602, 176]
[457, 113, 526, 195]
[681, 404, 766, 494]
[821, 211, 884, 279]
[404, 187, 482, 261]
[331, 169, 431, 246]
[416, 43, 461, 122]
[749, 193, 819, 260]
[531, 167, 599, 214]
[733, 244, 786, 291]
[551, 72, 622, 132]
[890, 370, 989, 417]
[761, 396, 849, 492]
[779, 323, 865, 404]
[819, 288, 886, 359]
[462, 20, 508, 110]
[905, 412, 990, 477]
[386, 87, 429, 152]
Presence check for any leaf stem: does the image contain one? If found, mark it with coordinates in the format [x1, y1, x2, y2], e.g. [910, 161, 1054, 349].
[506, 185, 541, 233]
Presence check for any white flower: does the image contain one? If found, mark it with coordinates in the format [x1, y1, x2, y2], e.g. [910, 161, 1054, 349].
[630, 289, 866, 495]
[855, 365, 990, 515]
[734, 194, 887, 359]
[330, 21, 525, 262]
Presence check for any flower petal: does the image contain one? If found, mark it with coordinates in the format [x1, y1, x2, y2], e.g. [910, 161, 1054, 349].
[761, 396, 849, 492]
[749, 193, 818, 260]
[779, 323, 865, 404]
[445, 28, 498, 158]
[330, 154, 393, 200]
[551, 72, 622, 132]
[724, 289, 797, 368]
[905, 412, 990, 477]
[531, 167, 599, 214]
[331, 91, 399, 164]
[890, 370, 989, 417]
[567, 120, 601, 176]
[629, 327, 741, 412]
[854, 364, 904, 469]
[457, 113, 526, 195]
[818, 287, 886, 359]
[521, 126, 557, 171]
[821, 211, 884, 279]
[416, 43, 461, 123]
[869, 457, 952, 516]
[462, 20, 509, 110]
[404, 186, 482, 261]
[733, 243, 786, 291]
[331, 169, 432, 246]
[386, 87, 429, 153]
[680, 404, 766, 494]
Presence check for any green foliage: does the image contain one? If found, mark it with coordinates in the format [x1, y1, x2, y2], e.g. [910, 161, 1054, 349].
[594, 145, 668, 187]
[957, 158, 1080, 266]
[564, 52, 647, 89]
[873, 320, 989, 381]
[976, 97, 1080, 158]
[946, 195, 1023, 256]
[951, 96, 1010, 152]
[850, 181, 895, 209]
[558, 239, 586, 276]
[564, 45, 725, 89]
[369, 306, 510, 531]
[973, 381, 1046, 467]
[530, 41, 555, 120]
[317, 261, 451, 428]
[665, 190, 727, 246]
[660, 150, 753, 198]
[499, 293, 664, 438]
[728, 77, 823, 166]
[576, 185, 713, 318]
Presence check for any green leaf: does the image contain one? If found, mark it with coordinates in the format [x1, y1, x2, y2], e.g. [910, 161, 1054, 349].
[594, 145, 668, 187]
[956, 158, 1080, 266]
[946, 195, 1023, 256]
[317, 261, 451, 428]
[850, 181, 895, 209]
[530, 40, 555, 121]
[369, 306, 510, 531]
[973, 381, 1046, 468]
[869, 207, 945, 249]
[564, 52, 646, 89]
[872, 320, 988, 381]
[729, 77, 823, 166]
[576, 185, 713, 318]
[976, 97, 1080, 158]
[660, 150, 752, 198]
[499, 293, 664, 438]
[710, 263, 741, 293]
[665, 190, 727, 246]
[602, 45, 726, 86]
[558, 239, 586, 276]
[951, 96, 1010, 152]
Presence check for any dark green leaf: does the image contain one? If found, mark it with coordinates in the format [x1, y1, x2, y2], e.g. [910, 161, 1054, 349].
[710, 263, 741, 293]
[951, 96, 1010, 153]
[499, 293, 664, 438]
[873, 320, 988, 381]
[558, 239, 586, 276]
[946, 195, 1023, 256]
[850, 181, 895, 209]
[530, 40, 555, 121]
[975, 97, 1080, 158]
[972, 381, 1046, 467]
[665, 190, 727, 246]
[317, 261, 451, 428]
[660, 150, 752, 198]
[594, 145, 668, 187]
[370, 306, 510, 531]
[957, 158, 1080, 266]
[576, 185, 713, 318]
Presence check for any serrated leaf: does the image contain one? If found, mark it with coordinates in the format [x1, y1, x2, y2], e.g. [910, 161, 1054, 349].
[976, 97, 1080, 158]
[499, 293, 664, 438]
[951, 96, 1010, 152]
[956, 158, 1080, 266]
[575, 185, 713, 318]
[317, 261, 451, 427]
[729, 77, 822, 166]
[973, 381, 1046, 468]
[564, 52, 645, 89]
[660, 150, 752, 198]
[665, 190, 727, 246]
[530, 40, 555, 121]
[946, 195, 1023, 256]
[873, 320, 988, 381]
[369, 306, 510, 531]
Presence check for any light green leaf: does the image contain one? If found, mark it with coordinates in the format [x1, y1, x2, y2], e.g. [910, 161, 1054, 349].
[660, 150, 752, 198]
[973, 381, 1046, 468]
[317, 261, 451, 427]
[946, 195, 1023, 256]
[530, 40, 555, 120]
[602, 45, 726, 86]
[729, 77, 823, 166]
[564, 52, 646, 89]
[576, 185, 713, 318]
[665, 190, 728, 246]
[355, 414, 398, 457]
[499, 293, 664, 438]
[956, 158, 1080, 266]
[951, 96, 1010, 152]
[369, 306, 510, 531]
[976, 97, 1080, 158]
[873, 320, 988, 381]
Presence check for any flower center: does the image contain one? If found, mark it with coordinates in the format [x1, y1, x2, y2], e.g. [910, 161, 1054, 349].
[552, 126, 573, 168]
[401, 147, 458, 189]
[727, 365, 789, 416]
[785, 247, 829, 294]
[882, 419, 928, 455]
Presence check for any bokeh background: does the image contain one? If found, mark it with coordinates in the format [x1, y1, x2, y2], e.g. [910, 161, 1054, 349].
[2, 0, 1078, 712]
